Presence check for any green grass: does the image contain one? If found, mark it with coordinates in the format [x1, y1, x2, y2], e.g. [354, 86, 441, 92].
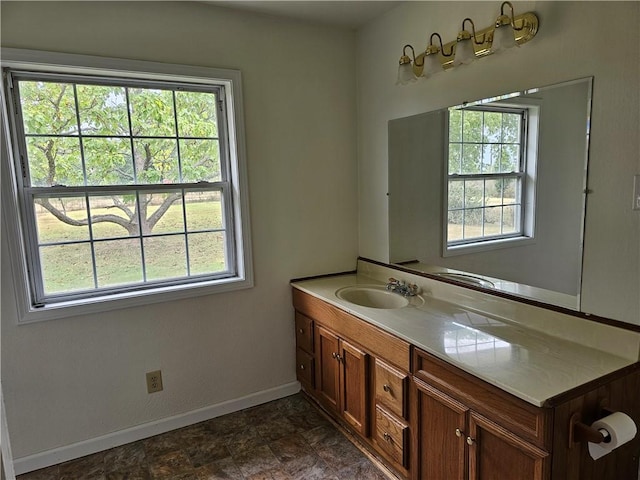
[36, 202, 227, 294]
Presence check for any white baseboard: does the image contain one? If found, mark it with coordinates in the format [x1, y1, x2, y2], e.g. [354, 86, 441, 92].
[13, 381, 300, 475]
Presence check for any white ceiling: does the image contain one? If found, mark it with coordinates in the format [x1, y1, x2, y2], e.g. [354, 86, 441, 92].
[201, 1, 401, 29]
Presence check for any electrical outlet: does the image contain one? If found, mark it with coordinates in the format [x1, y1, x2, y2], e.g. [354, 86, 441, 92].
[146, 370, 163, 393]
[634, 175, 640, 211]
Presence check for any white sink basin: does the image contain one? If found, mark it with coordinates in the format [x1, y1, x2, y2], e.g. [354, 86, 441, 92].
[336, 285, 411, 309]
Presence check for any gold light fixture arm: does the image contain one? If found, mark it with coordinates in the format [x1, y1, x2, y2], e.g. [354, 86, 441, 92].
[461, 18, 486, 44]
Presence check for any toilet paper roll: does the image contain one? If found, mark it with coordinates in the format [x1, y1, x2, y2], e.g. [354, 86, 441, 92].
[588, 412, 637, 460]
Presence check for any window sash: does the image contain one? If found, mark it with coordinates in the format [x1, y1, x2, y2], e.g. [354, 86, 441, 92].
[5, 68, 238, 306]
[446, 107, 528, 247]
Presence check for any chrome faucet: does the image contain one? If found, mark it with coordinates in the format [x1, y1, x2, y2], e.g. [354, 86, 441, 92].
[386, 277, 419, 297]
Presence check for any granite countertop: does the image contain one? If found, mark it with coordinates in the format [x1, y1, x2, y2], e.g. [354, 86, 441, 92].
[291, 273, 636, 407]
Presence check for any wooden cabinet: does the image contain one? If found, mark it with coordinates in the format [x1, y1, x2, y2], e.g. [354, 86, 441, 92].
[294, 312, 315, 390]
[373, 358, 410, 470]
[413, 377, 549, 480]
[293, 287, 640, 480]
[293, 288, 411, 476]
[315, 325, 370, 435]
[468, 412, 549, 480]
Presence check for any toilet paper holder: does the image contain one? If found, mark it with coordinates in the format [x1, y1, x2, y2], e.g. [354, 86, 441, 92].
[569, 408, 615, 446]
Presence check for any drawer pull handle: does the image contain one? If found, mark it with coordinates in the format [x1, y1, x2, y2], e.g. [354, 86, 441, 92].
[455, 428, 463, 437]
[466, 436, 475, 446]
[383, 384, 391, 393]
[383, 432, 393, 443]
[299, 364, 305, 370]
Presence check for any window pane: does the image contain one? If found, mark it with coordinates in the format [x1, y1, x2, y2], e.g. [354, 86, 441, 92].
[84, 138, 134, 186]
[502, 205, 519, 234]
[35, 196, 90, 243]
[484, 179, 502, 207]
[448, 180, 464, 210]
[95, 239, 143, 287]
[89, 194, 139, 239]
[449, 109, 462, 143]
[19, 81, 77, 135]
[448, 143, 462, 175]
[77, 85, 128, 136]
[462, 111, 482, 143]
[461, 144, 482, 174]
[503, 178, 517, 205]
[40, 243, 94, 294]
[463, 208, 483, 239]
[143, 192, 185, 235]
[464, 180, 484, 208]
[185, 190, 224, 231]
[133, 139, 179, 184]
[26, 137, 83, 187]
[501, 144, 520, 172]
[483, 206, 502, 236]
[481, 144, 500, 174]
[188, 232, 227, 275]
[448, 211, 463, 242]
[175, 91, 218, 138]
[143, 235, 187, 280]
[482, 112, 502, 143]
[502, 113, 521, 143]
[180, 139, 221, 182]
[129, 88, 176, 137]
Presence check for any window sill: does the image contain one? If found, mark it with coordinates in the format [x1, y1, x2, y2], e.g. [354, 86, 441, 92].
[16, 275, 253, 324]
[443, 235, 536, 257]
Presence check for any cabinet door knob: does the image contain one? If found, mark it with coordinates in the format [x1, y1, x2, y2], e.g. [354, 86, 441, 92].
[298, 328, 304, 334]
[383, 432, 393, 443]
[336, 354, 342, 362]
[332, 352, 337, 359]
[455, 428, 463, 437]
[299, 364, 305, 370]
[383, 384, 391, 393]
[466, 436, 475, 446]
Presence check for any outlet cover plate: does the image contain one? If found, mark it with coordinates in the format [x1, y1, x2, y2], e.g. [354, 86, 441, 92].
[634, 175, 640, 211]
[146, 370, 163, 393]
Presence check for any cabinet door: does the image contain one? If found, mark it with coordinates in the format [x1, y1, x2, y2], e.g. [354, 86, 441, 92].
[468, 412, 549, 480]
[413, 378, 468, 480]
[315, 326, 340, 412]
[339, 339, 370, 436]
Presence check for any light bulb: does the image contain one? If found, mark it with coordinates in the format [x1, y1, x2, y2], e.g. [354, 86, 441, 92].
[396, 62, 417, 85]
[452, 39, 476, 67]
[491, 24, 518, 52]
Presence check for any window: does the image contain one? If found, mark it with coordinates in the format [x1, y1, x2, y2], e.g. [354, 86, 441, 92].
[445, 104, 535, 254]
[2, 51, 252, 320]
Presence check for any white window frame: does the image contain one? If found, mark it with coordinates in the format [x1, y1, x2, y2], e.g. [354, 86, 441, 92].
[443, 101, 540, 257]
[1, 49, 253, 323]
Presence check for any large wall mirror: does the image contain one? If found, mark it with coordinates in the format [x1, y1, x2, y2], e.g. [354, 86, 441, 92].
[388, 77, 592, 311]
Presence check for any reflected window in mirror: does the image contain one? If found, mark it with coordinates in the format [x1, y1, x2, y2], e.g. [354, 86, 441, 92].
[444, 103, 539, 256]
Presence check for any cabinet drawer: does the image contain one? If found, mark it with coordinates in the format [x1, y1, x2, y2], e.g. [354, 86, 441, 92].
[375, 405, 408, 467]
[295, 312, 314, 353]
[375, 358, 408, 419]
[296, 348, 314, 387]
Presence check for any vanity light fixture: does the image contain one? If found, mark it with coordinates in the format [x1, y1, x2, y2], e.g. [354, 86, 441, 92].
[397, 1, 539, 85]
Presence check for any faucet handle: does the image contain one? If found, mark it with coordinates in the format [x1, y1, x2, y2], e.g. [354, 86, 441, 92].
[388, 277, 398, 284]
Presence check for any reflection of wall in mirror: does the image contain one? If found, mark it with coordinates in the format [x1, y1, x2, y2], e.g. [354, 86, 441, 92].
[389, 80, 589, 296]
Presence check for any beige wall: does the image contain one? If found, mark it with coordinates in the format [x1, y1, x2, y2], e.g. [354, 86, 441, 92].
[357, 1, 640, 324]
[1, 1, 358, 459]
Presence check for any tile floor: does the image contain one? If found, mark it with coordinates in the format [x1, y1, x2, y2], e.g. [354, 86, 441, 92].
[17, 393, 393, 480]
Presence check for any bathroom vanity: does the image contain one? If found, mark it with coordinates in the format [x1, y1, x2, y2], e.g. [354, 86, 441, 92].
[291, 259, 640, 480]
